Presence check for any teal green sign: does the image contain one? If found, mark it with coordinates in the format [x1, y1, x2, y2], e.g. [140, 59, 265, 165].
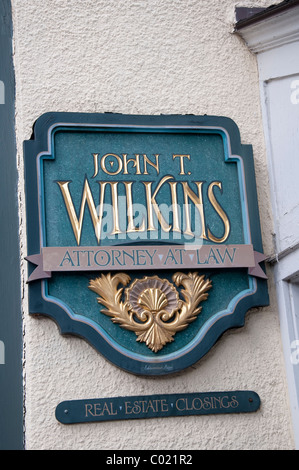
[56, 390, 260, 424]
[25, 113, 268, 375]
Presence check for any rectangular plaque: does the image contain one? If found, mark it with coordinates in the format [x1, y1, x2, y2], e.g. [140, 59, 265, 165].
[55, 391, 260, 424]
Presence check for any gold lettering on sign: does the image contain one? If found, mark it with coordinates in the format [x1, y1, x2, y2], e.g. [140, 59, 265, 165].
[123, 154, 141, 175]
[172, 154, 190, 175]
[92, 153, 99, 178]
[110, 182, 122, 235]
[124, 398, 169, 415]
[181, 181, 208, 239]
[92, 153, 160, 177]
[101, 153, 123, 175]
[57, 179, 107, 245]
[124, 182, 146, 233]
[175, 395, 239, 412]
[143, 176, 173, 232]
[57, 152, 232, 245]
[168, 181, 180, 233]
[207, 181, 230, 243]
[85, 402, 117, 417]
[143, 154, 160, 175]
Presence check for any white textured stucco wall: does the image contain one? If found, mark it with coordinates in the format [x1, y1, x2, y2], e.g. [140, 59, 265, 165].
[11, 0, 294, 449]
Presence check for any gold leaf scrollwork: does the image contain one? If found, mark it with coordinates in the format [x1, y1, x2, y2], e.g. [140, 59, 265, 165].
[88, 272, 212, 353]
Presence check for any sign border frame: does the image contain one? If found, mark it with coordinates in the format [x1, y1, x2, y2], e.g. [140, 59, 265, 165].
[24, 112, 268, 376]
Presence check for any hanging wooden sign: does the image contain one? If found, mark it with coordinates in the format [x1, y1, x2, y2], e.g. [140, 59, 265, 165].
[25, 113, 268, 375]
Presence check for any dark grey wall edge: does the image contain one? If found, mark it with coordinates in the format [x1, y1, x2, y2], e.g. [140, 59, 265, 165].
[0, 0, 24, 450]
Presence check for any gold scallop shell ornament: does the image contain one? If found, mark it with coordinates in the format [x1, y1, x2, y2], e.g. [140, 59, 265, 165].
[89, 272, 212, 353]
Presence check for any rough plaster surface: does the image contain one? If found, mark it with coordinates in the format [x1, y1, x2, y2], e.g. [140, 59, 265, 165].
[11, 0, 294, 449]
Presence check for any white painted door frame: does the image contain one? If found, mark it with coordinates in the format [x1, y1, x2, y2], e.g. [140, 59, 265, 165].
[236, 4, 299, 448]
